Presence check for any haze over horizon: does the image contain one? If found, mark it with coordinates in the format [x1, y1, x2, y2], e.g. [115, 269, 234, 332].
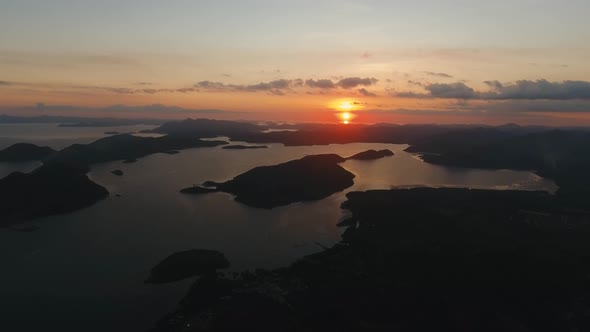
[2, 0, 590, 125]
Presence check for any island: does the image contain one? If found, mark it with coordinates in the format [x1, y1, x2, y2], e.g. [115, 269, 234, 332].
[192, 153, 355, 208]
[0, 143, 56, 162]
[346, 149, 393, 160]
[111, 170, 124, 176]
[151, 187, 590, 331]
[146, 249, 230, 284]
[0, 163, 109, 226]
[222, 145, 268, 150]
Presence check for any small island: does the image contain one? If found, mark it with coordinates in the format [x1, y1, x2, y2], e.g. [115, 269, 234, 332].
[187, 153, 356, 208]
[346, 149, 394, 160]
[146, 249, 230, 284]
[0, 143, 56, 162]
[222, 145, 268, 150]
[111, 170, 124, 176]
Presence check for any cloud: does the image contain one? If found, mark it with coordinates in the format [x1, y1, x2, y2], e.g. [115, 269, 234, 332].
[305, 79, 336, 89]
[483, 80, 590, 100]
[193, 77, 379, 94]
[337, 77, 378, 89]
[398, 82, 475, 99]
[424, 71, 454, 78]
[240, 79, 292, 91]
[176, 87, 198, 93]
[396, 80, 590, 100]
[358, 88, 377, 97]
[194, 79, 301, 94]
[195, 81, 227, 89]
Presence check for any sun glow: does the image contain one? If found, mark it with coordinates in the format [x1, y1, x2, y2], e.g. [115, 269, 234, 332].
[330, 99, 359, 124]
[339, 101, 354, 110]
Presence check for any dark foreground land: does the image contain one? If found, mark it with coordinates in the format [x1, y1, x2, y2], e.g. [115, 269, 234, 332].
[151, 188, 590, 332]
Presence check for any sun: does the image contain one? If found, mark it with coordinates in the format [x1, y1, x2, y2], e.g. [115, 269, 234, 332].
[338, 111, 354, 124]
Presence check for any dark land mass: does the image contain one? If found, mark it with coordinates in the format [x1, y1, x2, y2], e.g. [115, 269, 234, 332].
[45, 134, 226, 166]
[0, 134, 226, 224]
[346, 149, 394, 160]
[146, 249, 230, 284]
[406, 129, 590, 207]
[141, 118, 265, 138]
[151, 188, 590, 332]
[0, 163, 109, 226]
[146, 118, 555, 148]
[222, 145, 268, 150]
[123, 158, 138, 164]
[195, 154, 355, 209]
[161, 150, 180, 155]
[111, 170, 124, 176]
[0, 143, 56, 162]
[180, 186, 219, 195]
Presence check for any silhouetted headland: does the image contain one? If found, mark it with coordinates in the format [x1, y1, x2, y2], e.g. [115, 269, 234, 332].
[46, 134, 226, 165]
[0, 143, 56, 162]
[146, 249, 229, 284]
[0, 163, 108, 226]
[405, 129, 590, 207]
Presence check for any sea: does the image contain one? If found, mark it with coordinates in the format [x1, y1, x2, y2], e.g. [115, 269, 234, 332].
[0, 123, 558, 331]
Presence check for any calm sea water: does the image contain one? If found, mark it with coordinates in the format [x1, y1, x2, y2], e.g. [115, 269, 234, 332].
[0, 124, 557, 332]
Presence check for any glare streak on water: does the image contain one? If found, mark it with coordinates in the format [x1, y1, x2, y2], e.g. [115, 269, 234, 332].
[0, 125, 557, 332]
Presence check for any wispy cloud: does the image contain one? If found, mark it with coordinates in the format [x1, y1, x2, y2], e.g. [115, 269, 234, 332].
[358, 88, 377, 97]
[423, 71, 454, 78]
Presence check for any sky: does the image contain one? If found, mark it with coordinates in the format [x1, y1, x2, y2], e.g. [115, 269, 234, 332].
[1, 0, 590, 125]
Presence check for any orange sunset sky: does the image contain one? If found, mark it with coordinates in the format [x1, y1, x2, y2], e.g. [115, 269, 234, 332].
[1, 1, 590, 125]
